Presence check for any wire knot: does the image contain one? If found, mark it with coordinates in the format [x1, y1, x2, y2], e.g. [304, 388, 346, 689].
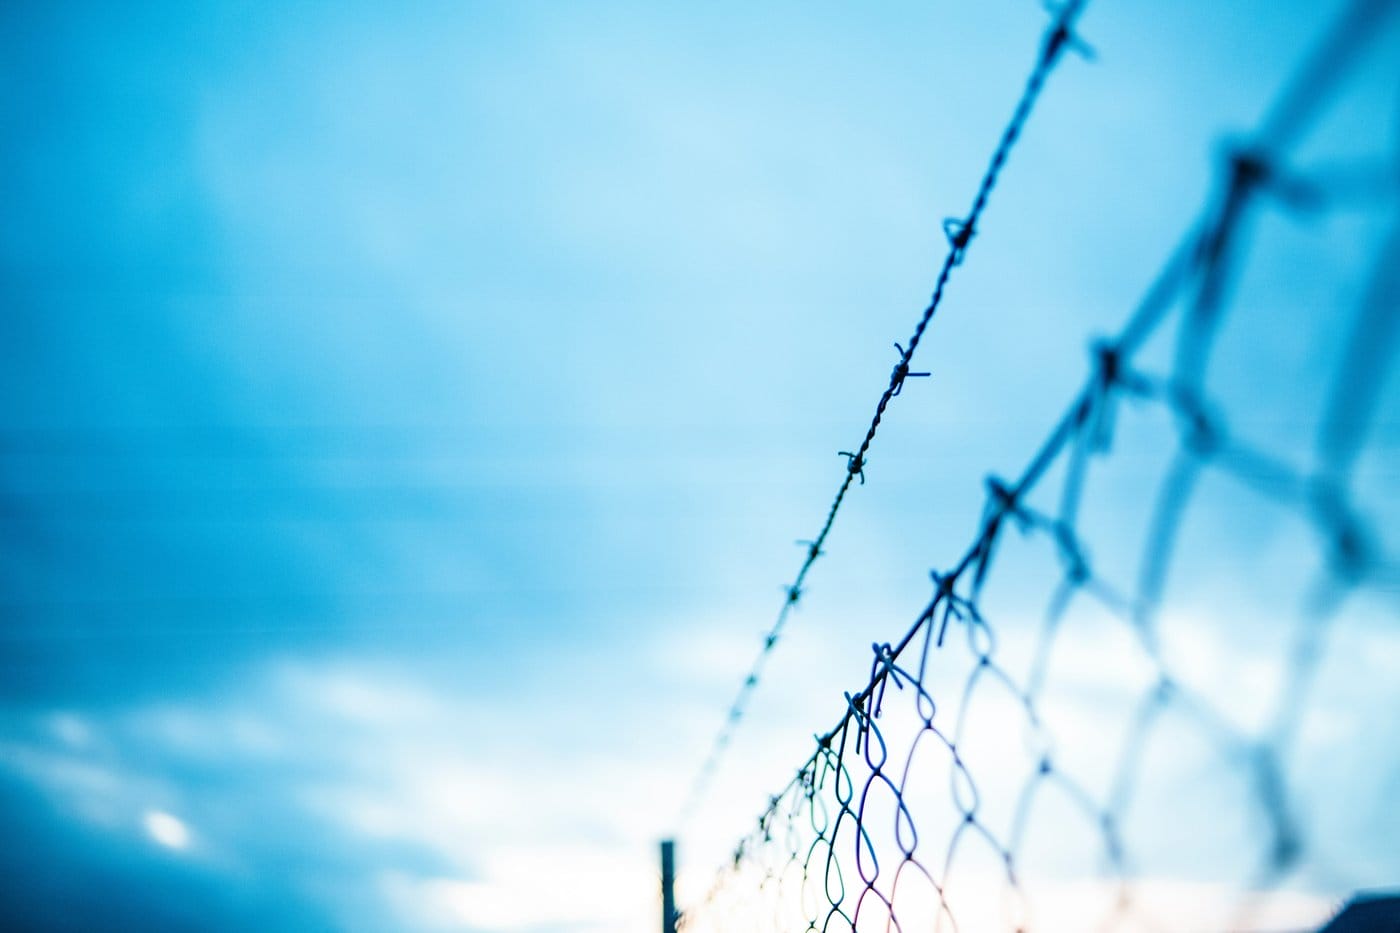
[1224, 144, 1324, 213]
[1092, 340, 1120, 387]
[984, 475, 1026, 530]
[929, 568, 957, 601]
[942, 218, 976, 265]
[1229, 146, 1272, 192]
[930, 568, 973, 646]
[844, 691, 870, 754]
[839, 450, 866, 484]
[1086, 339, 1129, 451]
[1041, 1, 1095, 62]
[868, 642, 906, 721]
[890, 342, 931, 397]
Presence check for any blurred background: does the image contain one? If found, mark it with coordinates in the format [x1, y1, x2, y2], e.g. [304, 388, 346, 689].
[1, 1, 1397, 931]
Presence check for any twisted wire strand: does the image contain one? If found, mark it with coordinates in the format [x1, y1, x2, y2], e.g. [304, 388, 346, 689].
[679, 0, 1092, 825]
[682, 1, 1400, 929]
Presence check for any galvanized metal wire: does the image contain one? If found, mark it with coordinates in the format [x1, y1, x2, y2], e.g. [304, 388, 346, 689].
[681, 1, 1400, 929]
[680, 0, 1094, 824]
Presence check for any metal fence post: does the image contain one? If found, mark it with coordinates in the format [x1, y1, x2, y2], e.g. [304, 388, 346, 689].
[660, 839, 678, 933]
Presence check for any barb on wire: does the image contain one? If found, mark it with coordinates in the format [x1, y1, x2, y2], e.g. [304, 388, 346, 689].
[890, 344, 930, 398]
[682, 1, 1400, 929]
[676, 0, 1092, 825]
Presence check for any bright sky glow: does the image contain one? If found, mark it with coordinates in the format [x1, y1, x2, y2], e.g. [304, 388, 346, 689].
[144, 810, 191, 851]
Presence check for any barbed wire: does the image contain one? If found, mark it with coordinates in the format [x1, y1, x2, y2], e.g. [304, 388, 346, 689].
[678, 0, 1094, 824]
[681, 0, 1400, 929]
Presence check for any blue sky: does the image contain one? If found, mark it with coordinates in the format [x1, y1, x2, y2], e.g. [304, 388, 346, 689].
[2, 1, 1398, 930]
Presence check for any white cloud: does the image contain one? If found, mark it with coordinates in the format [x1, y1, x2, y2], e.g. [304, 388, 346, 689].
[144, 809, 192, 851]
